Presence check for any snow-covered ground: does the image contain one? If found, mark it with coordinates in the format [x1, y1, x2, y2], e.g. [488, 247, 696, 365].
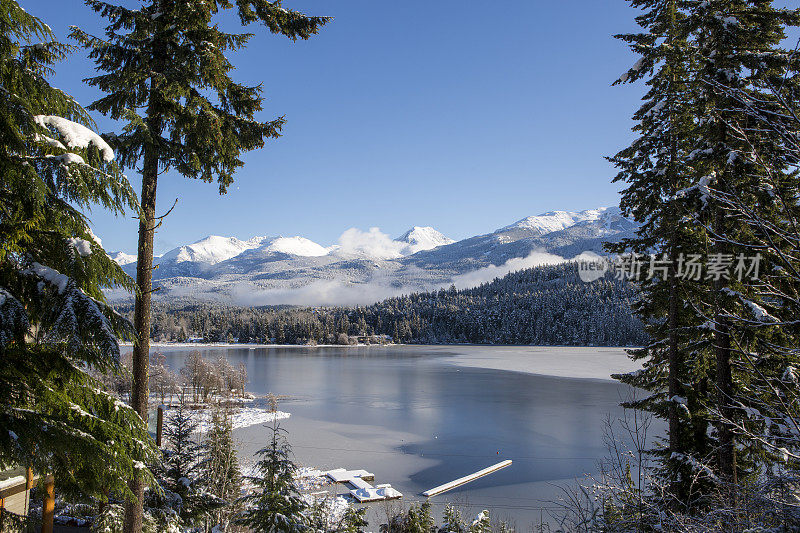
[192, 407, 290, 433]
[435, 345, 641, 381]
[122, 342, 385, 349]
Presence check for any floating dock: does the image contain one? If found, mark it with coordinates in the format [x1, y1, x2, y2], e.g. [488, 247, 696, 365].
[422, 460, 512, 497]
[325, 468, 403, 502]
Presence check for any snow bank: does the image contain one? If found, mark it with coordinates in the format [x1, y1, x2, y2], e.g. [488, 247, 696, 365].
[443, 346, 641, 381]
[193, 407, 290, 433]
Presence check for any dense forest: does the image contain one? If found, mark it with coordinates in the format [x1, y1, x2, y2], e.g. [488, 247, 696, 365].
[124, 262, 647, 347]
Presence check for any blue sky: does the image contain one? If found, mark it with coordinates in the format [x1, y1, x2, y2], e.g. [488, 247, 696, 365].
[32, 0, 645, 255]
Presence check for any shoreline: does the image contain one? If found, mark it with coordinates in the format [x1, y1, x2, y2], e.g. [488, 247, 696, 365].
[124, 341, 637, 350]
[138, 343, 641, 383]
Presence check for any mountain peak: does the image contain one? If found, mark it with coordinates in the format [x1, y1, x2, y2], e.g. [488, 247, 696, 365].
[396, 226, 455, 254]
[109, 251, 137, 266]
[499, 207, 621, 235]
[158, 235, 271, 265]
[262, 236, 329, 257]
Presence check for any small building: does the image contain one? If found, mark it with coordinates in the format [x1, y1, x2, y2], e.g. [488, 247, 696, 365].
[0, 467, 34, 519]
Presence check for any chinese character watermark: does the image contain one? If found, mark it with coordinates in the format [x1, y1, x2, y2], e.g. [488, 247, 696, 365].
[576, 253, 762, 283]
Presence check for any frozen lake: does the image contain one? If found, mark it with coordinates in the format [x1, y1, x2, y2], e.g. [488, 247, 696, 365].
[155, 345, 645, 529]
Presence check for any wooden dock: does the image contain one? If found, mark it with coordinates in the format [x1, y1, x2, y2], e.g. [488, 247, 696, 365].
[325, 468, 403, 502]
[422, 460, 512, 497]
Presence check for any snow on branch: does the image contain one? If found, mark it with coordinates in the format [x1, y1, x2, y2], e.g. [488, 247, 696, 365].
[25, 262, 70, 294]
[21, 262, 121, 359]
[0, 288, 29, 347]
[34, 115, 114, 162]
[67, 237, 93, 257]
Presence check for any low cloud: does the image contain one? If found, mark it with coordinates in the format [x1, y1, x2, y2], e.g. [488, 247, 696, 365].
[231, 279, 423, 307]
[336, 227, 406, 260]
[137, 249, 589, 308]
[450, 250, 567, 290]
[230, 251, 571, 306]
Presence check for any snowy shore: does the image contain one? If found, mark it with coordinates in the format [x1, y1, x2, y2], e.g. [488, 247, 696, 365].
[437, 346, 641, 382]
[192, 407, 290, 433]
[138, 342, 641, 382]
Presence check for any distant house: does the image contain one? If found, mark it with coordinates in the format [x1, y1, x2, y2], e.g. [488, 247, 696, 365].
[187, 336, 205, 343]
[356, 334, 393, 345]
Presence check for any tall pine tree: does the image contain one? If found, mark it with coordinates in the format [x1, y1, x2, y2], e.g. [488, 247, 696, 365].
[609, 0, 716, 510]
[611, 0, 800, 521]
[71, 2, 329, 529]
[685, 0, 800, 491]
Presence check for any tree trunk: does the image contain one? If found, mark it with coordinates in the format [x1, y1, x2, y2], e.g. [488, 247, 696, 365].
[665, 12, 682, 492]
[714, 208, 737, 487]
[123, 136, 160, 533]
[668, 250, 680, 456]
[715, 313, 736, 482]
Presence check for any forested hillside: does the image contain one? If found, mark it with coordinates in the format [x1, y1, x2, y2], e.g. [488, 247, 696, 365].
[129, 263, 646, 346]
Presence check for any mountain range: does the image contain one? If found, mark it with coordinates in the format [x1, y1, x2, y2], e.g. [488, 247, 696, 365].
[108, 207, 637, 306]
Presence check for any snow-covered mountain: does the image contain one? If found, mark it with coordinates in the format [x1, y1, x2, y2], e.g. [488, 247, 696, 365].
[500, 208, 620, 235]
[111, 207, 637, 306]
[396, 226, 455, 255]
[109, 251, 137, 266]
[404, 206, 636, 273]
[157, 235, 269, 266]
[263, 236, 330, 257]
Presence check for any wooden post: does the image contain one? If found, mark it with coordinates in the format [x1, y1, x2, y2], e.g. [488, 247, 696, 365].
[26, 467, 33, 522]
[156, 405, 164, 447]
[41, 475, 54, 533]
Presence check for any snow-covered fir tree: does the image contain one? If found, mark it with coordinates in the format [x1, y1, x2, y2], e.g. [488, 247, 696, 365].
[380, 501, 434, 533]
[150, 401, 224, 529]
[237, 402, 307, 533]
[683, 0, 800, 494]
[70, 2, 329, 528]
[305, 496, 367, 533]
[690, 6, 800, 528]
[609, 0, 718, 510]
[606, 0, 800, 528]
[0, 0, 156, 502]
[440, 504, 466, 533]
[199, 405, 242, 532]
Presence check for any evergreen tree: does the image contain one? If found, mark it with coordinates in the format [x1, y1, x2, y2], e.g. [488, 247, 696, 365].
[0, 0, 156, 500]
[685, 3, 800, 525]
[71, 2, 329, 529]
[704, 33, 800, 520]
[684, 0, 800, 490]
[381, 502, 434, 533]
[238, 411, 307, 533]
[468, 510, 489, 533]
[306, 496, 367, 533]
[610, 0, 800, 513]
[609, 0, 718, 509]
[148, 401, 222, 528]
[200, 404, 243, 532]
[440, 504, 465, 533]
[335, 505, 368, 533]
